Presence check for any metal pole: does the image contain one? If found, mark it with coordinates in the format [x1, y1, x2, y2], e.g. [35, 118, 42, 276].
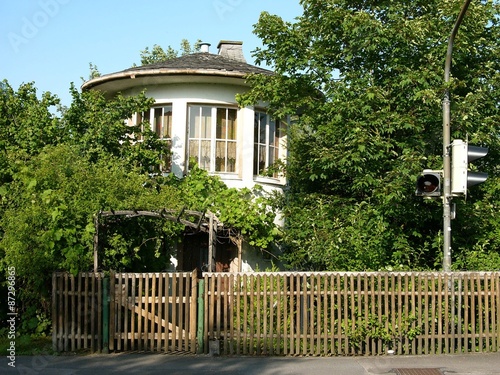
[442, 0, 472, 272]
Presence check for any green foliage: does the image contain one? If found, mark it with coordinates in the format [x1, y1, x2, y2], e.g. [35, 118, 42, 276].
[82, 62, 101, 81]
[241, 0, 500, 270]
[0, 80, 60, 156]
[345, 314, 421, 354]
[138, 39, 202, 65]
[164, 165, 279, 249]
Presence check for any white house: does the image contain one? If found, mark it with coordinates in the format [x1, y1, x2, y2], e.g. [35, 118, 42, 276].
[82, 40, 286, 273]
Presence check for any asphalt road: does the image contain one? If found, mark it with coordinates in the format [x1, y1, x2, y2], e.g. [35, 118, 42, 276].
[4, 352, 500, 375]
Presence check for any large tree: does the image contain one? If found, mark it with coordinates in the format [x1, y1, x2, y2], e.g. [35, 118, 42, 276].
[240, 0, 500, 271]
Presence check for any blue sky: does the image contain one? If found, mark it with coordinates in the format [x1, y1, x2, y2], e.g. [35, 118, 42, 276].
[0, 0, 303, 106]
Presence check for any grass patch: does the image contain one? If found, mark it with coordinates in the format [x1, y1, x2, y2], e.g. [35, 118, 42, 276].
[0, 336, 56, 355]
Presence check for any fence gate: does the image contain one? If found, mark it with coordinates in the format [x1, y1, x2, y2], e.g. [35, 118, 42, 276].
[109, 271, 198, 353]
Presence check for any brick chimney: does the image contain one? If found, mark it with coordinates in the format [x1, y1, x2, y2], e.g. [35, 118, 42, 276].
[217, 40, 246, 63]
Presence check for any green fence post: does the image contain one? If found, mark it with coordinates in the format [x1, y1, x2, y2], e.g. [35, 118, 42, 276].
[197, 279, 205, 354]
[102, 276, 109, 353]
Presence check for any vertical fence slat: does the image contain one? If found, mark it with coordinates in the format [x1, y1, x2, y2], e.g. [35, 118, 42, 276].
[164, 273, 170, 352]
[437, 273, 443, 355]
[120, 273, 127, 351]
[77, 273, 83, 351]
[457, 275, 462, 353]
[63, 273, 69, 352]
[448, 273, 453, 354]
[449, 273, 455, 354]
[182, 273, 187, 351]
[97, 273, 102, 353]
[51, 273, 57, 352]
[70, 275, 76, 352]
[144, 274, 150, 351]
[109, 272, 115, 351]
[491, 274, 496, 350]
[478, 274, 484, 352]
[116, 274, 122, 352]
[156, 273, 162, 352]
[228, 273, 234, 355]
[483, 275, 488, 351]
[496, 274, 500, 349]
[150, 274, 156, 351]
[90, 273, 96, 353]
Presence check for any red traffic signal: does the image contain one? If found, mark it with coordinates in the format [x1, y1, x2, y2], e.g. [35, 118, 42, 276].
[416, 171, 441, 197]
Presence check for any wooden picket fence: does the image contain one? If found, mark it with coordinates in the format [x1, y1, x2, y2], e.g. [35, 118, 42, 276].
[53, 271, 500, 356]
[204, 272, 500, 356]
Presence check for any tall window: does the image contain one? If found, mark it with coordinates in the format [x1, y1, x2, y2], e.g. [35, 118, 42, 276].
[188, 105, 237, 173]
[131, 105, 173, 172]
[254, 111, 281, 178]
[153, 106, 172, 139]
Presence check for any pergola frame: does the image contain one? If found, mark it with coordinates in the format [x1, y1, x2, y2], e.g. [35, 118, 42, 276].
[93, 209, 219, 272]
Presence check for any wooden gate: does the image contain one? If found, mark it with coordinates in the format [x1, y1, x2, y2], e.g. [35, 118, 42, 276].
[109, 271, 198, 353]
[109, 272, 197, 353]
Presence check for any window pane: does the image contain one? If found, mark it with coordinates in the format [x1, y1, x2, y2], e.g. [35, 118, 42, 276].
[200, 140, 211, 170]
[189, 106, 199, 138]
[163, 105, 172, 138]
[154, 108, 162, 137]
[216, 108, 225, 139]
[259, 145, 266, 173]
[227, 109, 237, 140]
[268, 119, 276, 144]
[268, 146, 275, 166]
[253, 144, 259, 175]
[259, 113, 266, 143]
[188, 140, 199, 169]
[227, 141, 236, 172]
[254, 113, 260, 141]
[201, 107, 211, 138]
[216, 140, 226, 172]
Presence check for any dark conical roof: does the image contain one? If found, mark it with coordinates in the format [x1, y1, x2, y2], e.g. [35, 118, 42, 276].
[123, 52, 273, 76]
[82, 52, 273, 92]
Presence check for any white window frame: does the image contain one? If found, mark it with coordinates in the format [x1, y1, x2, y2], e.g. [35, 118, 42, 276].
[187, 104, 238, 174]
[254, 110, 281, 178]
[130, 105, 173, 173]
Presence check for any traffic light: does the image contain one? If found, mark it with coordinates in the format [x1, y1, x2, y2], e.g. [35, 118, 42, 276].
[416, 170, 442, 197]
[451, 139, 488, 196]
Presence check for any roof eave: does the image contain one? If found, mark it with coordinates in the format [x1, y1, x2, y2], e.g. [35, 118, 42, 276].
[81, 68, 267, 91]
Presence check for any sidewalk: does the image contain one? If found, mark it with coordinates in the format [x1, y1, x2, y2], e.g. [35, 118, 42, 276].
[7, 352, 500, 375]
